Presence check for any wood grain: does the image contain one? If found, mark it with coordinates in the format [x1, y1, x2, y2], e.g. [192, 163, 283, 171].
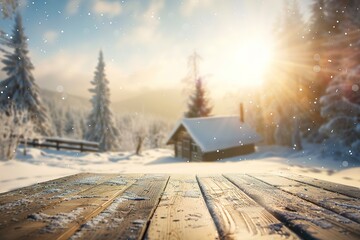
[197, 175, 298, 239]
[251, 174, 360, 223]
[0, 174, 138, 240]
[146, 175, 219, 240]
[0, 173, 115, 230]
[224, 174, 360, 240]
[1, 173, 359, 240]
[72, 174, 169, 240]
[280, 173, 360, 199]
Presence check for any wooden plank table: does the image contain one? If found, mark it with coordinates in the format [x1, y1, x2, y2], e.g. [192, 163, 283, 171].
[0, 173, 359, 240]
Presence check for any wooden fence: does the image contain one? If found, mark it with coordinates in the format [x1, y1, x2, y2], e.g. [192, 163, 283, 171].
[19, 137, 99, 152]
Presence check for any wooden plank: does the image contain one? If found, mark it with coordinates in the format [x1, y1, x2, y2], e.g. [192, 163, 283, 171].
[146, 175, 219, 240]
[71, 174, 169, 240]
[197, 175, 298, 239]
[0, 174, 138, 240]
[0, 173, 88, 199]
[251, 174, 360, 223]
[224, 174, 360, 240]
[280, 173, 360, 199]
[0, 173, 94, 217]
[0, 173, 116, 231]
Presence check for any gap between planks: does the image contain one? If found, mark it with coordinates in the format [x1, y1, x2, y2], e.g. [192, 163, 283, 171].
[0, 174, 140, 240]
[224, 174, 360, 240]
[1, 173, 360, 240]
[72, 174, 169, 240]
[196, 175, 299, 239]
[146, 175, 219, 240]
[250, 174, 360, 224]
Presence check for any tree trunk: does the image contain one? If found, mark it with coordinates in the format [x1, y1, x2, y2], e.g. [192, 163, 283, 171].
[135, 136, 143, 155]
[23, 139, 27, 156]
[292, 116, 303, 151]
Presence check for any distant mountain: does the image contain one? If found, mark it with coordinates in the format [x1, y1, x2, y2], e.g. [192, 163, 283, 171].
[40, 88, 186, 120]
[112, 89, 186, 120]
[41, 88, 90, 110]
[40, 87, 258, 120]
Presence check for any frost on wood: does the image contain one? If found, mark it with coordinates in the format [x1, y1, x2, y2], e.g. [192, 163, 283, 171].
[122, 191, 150, 200]
[27, 207, 85, 233]
[70, 197, 126, 239]
[104, 176, 127, 186]
[73, 176, 102, 185]
[0, 14, 52, 136]
[85, 51, 120, 151]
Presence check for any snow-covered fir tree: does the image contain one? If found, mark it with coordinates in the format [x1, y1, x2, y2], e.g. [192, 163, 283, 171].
[320, 4, 360, 158]
[0, 14, 52, 136]
[184, 77, 212, 118]
[263, 0, 304, 149]
[85, 51, 120, 151]
[320, 67, 360, 157]
[64, 109, 80, 138]
[0, 0, 17, 18]
[301, 0, 329, 141]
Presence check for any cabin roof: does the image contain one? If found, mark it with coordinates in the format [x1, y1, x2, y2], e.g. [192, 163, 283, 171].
[166, 116, 261, 153]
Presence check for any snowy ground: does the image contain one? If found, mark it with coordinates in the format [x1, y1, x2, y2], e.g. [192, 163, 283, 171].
[0, 142, 359, 193]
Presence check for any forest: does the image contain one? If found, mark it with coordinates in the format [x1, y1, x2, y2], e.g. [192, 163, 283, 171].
[0, 0, 359, 161]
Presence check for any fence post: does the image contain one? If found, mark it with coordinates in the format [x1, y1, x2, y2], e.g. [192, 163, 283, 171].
[56, 141, 60, 151]
[80, 143, 83, 152]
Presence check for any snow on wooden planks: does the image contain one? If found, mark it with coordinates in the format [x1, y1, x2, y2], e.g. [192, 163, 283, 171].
[197, 175, 298, 239]
[146, 175, 219, 240]
[72, 174, 169, 240]
[0, 174, 140, 240]
[251, 174, 360, 223]
[0, 173, 359, 240]
[0, 173, 116, 231]
[225, 174, 360, 240]
[279, 173, 360, 199]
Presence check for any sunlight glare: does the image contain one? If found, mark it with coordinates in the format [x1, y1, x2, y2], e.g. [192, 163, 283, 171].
[233, 39, 273, 86]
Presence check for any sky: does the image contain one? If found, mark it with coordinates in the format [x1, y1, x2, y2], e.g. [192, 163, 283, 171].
[0, 0, 312, 101]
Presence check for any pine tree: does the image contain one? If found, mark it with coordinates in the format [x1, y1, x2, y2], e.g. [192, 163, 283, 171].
[0, 14, 52, 136]
[264, 0, 304, 149]
[320, 2, 360, 158]
[85, 51, 120, 151]
[320, 66, 360, 157]
[185, 77, 212, 118]
[54, 108, 64, 137]
[0, 0, 17, 18]
[301, 0, 329, 141]
[64, 109, 79, 138]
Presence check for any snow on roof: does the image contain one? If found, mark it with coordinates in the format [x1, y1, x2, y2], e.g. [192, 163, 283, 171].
[166, 116, 262, 153]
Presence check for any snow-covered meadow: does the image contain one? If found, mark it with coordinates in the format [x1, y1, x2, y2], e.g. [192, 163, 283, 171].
[1, 142, 359, 193]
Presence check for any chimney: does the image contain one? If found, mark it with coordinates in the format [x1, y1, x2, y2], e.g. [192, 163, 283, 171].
[239, 103, 244, 123]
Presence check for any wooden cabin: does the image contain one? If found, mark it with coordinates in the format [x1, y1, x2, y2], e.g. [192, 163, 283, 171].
[166, 115, 261, 162]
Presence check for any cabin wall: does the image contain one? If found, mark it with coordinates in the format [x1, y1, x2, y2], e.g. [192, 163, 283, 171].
[173, 129, 255, 162]
[173, 129, 202, 162]
[191, 142, 203, 162]
[202, 144, 255, 161]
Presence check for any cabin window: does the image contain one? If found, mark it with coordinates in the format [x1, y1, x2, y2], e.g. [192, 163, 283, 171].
[191, 143, 198, 152]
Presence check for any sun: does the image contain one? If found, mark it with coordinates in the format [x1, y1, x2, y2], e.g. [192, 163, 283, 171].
[232, 38, 274, 86]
